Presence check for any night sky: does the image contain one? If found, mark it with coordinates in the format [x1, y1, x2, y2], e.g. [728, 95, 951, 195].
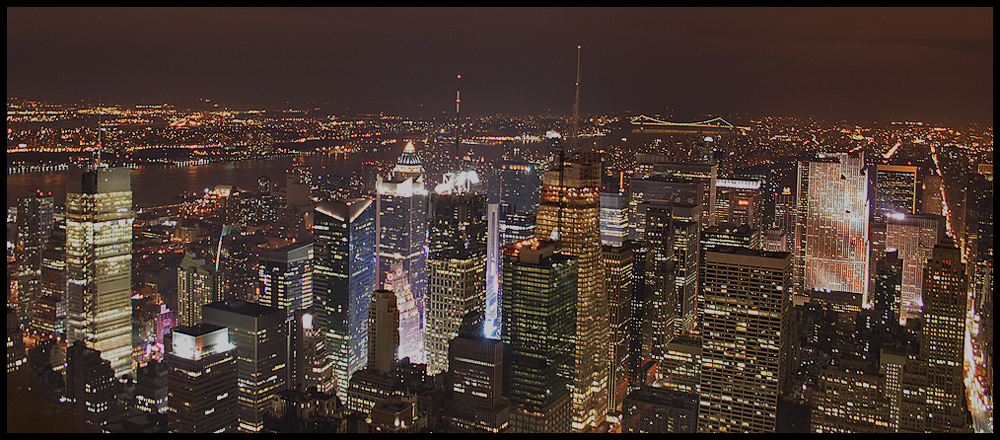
[6, 7, 994, 124]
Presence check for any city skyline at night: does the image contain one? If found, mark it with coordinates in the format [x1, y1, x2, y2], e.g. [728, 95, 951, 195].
[7, 6, 992, 435]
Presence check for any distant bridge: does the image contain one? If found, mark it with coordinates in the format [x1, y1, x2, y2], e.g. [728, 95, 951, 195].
[629, 115, 739, 134]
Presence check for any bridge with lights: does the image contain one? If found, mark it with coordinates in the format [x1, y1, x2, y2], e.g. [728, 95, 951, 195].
[629, 114, 742, 134]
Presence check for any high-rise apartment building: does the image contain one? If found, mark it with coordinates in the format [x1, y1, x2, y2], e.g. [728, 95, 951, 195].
[698, 247, 792, 433]
[65, 166, 134, 379]
[376, 141, 429, 364]
[533, 150, 608, 431]
[312, 199, 376, 401]
[502, 238, 577, 433]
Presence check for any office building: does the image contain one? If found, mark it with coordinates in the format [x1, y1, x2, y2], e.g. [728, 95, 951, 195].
[603, 243, 634, 412]
[425, 171, 487, 375]
[698, 247, 792, 433]
[498, 160, 542, 215]
[376, 141, 429, 365]
[313, 199, 376, 401]
[920, 242, 971, 432]
[502, 238, 577, 433]
[257, 239, 313, 320]
[15, 191, 54, 330]
[65, 166, 134, 379]
[65, 341, 124, 429]
[920, 174, 944, 216]
[166, 324, 239, 433]
[715, 177, 762, 228]
[620, 386, 698, 433]
[445, 311, 509, 432]
[177, 251, 224, 327]
[202, 300, 289, 433]
[533, 150, 608, 431]
[885, 213, 945, 323]
[800, 152, 870, 304]
[601, 190, 628, 247]
[873, 164, 919, 263]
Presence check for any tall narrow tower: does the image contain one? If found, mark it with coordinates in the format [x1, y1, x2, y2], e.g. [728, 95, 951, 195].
[65, 165, 134, 379]
[376, 142, 429, 364]
[532, 44, 610, 431]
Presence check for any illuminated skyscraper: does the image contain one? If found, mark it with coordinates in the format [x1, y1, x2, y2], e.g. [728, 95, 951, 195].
[885, 213, 945, 323]
[445, 311, 509, 432]
[873, 164, 918, 262]
[634, 157, 718, 231]
[715, 178, 762, 229]
[502, 238, 577, 433]
[166, 324, 239, 434]
[698, 247, 792, 433]
[628, 176, 706, 241]
[15, 190, 54, 331]
[65, 166, 134, 379]
[645, 206, 678, 361]
[425, 170, 487, 375]
[313, 198, 376, 401]
[257, 239, 313, 320]
[920, 174, 944, 216]
[177, 251, 224, 327]
[603, 243, 634, 412]
[533, 150, 609, 431]
[800, 152, 870, 303]
[202, 300, 288, 433]
[920, 242, 972, 432]
[376, 141, 429, 364]
[671, 220, 699, 335]
[600, 190, 628, 247]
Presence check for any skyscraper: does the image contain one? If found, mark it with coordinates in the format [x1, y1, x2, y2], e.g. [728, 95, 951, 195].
[376, 141, 429, 364]
[65, 166, 134, 379]
[313, 198, 376, 401]
[800, 152, 870, 303]
[533, 150, 609, 431]
[15, 190, 54, 330]
[698, 247, 792, 433]
[600, 190, 628, 247]
[498, 160, 541, 215]
[166, 324, 239, 434]
[425, 171, 487, 375]
[202, 300, 288, 433]
[873, 164, 919, 262]
[502, 238, 577, 433]
[177, 251, 224, 327]
[645, 206, 678, 361]
[445, 311, 509, 432]
[920, 242, 971, 432]
[257, 239, 313, 320]
[885, 213, 945, 323]
[602, 243, 634, 412]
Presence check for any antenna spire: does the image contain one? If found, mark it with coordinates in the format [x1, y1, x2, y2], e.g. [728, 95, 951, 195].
[571, 44, 581, 152]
